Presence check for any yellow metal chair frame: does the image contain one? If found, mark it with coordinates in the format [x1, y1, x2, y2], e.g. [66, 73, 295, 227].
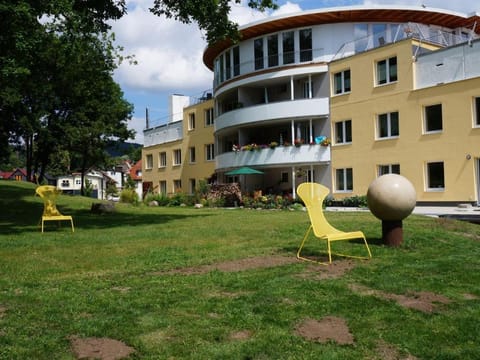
[36, 185, 74, 233]
[296, 182, 371, 265]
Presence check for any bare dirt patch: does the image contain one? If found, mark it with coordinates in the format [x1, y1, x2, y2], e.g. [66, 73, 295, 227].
[69, 336, 135, 360]
[349, 284, 451, 313]
[296, 260, 357, 280]
[229, 330, 253, 341]
[463, 293, 479, 300]
[295, 317, 354, 345]
[376, 339, 419, 360]
[156, 255, 298, 275]
[0, 305, 6, 318]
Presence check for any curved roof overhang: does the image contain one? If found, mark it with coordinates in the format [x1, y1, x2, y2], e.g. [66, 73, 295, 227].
[203, 6, 480, 70]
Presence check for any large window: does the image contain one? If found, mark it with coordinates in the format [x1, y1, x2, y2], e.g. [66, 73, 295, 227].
[333, 69, 351, 95]
[299, 28, 312, 62]
[159, 181, 167, 194]
[189, 147, 196, 163]
[189, 179, 196, 194]
[426, 161, 445, 190]
[376, 56, 397, 85]
[254, 38, 264, 70]
[424, 104, 443, 133]
[378, 164, 400, 176]
[145, 154, 153, 169]
[173, 149, 182, 166]
[334, 120, 352, 144]
[474, 96, 480, 127]
[377, 111, 399, 139]
[225, 50, 231, 80]
[159, 152, 166, 168]
[336, 168, 353, 192]
[267, 34, 278, 67]
[173, 180, 182, 193]
[282, 31, 294, 64]
[206, 144, 215, 161]
[205, 108, 214, 126]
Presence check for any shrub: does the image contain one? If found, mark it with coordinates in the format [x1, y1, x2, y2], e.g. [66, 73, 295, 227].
[120, 188, 139, 204]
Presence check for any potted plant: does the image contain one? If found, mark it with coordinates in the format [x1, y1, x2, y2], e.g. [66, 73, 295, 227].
[294, 138, 304, 147]
[269, 141, 278, 149]
[320, 138, 331, 147]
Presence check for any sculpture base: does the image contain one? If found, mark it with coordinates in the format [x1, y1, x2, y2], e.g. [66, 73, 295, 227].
[382, 220, 403, 247]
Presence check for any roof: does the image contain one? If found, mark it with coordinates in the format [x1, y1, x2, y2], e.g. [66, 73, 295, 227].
[203, 5, 480, 70]
[129, 160, 142, 181]
[0, 168, 27, 180]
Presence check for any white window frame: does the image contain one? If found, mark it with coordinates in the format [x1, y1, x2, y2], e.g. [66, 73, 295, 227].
[189, 147, 196, 164]
[158, 152, 166, 168]
[173, 149, 182, 166]
[205, 108, 214, 126]
[378, 164, 400, 176]
[425, 161, 445, 191]
[335, 168, 353, 192]
[173, 179, 182, 193]
[189, 178, 196, 194]
[424, 104, 443, 134]
[188, 113, 195, 131]
[159, 181, 167, 194]
[334, 120, 352, 145]
[376, 56, 397, 85]
[333, 69, 351, 95]
[145, 154, 153, 169]
[205, 144, 215, 161]
[377, 111, 399, 139]
[473, 96, 480, 128]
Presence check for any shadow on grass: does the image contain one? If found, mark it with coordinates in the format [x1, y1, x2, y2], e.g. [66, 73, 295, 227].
[0, 180, 212, 235]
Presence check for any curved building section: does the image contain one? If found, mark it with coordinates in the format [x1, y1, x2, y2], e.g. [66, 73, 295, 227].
[203, 5, 479, 196]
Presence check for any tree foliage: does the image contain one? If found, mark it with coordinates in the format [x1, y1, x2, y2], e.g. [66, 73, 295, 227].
[150, 0, 278, 44]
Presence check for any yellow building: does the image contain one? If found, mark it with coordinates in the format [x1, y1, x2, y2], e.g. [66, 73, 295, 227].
[330, 38, 480, 204]
[142, 97, 215, 195]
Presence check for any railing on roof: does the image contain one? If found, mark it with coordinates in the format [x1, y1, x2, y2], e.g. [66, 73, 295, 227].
[332, 23, 473, 61]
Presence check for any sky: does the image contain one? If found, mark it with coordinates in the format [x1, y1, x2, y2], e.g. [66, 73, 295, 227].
[110, 0, 480, 144]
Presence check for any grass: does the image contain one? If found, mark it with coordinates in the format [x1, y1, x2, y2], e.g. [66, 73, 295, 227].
[0, 180, 480, 359]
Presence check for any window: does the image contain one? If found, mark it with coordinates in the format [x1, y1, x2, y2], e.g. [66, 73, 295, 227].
[225, 50, 231, 80]
[377, 111, 399, 138]
[219, 54, 224, 83]
[302, 80, 312, 99]
[376, 56, 397, 85]
[267, 34, 278, 67]
[206, 144, 215, 161]
[188, 113, 195, 130]
[474, 97, 480, 127]
[76, 179, 81, 185]
[282, 31, 294, 64]
[336, 168, 353, 192]
[189, 179, 196, 194]
[173, 149, 181, 166]
[173, 180, 182, 193]
[159, 152, 167, 168]
[334, 120, 352, 144]
[333, 69, 351, 95]
[159, 181, 167, 194]
[233, 46, 240, 76]
[378, 164, 400, 176]
[373, 24, 387, 47]
[189, 147, 196, 163]
[254, 38, 264, 70]
[424, 104, 443, 133]
[426, 162, 445, 190]
[205, 108, 214, 126]
[145, 154, 153, 169]
[61, 180, 70, 187]
[281, 172, 289, 183]
[299, 28, 312, 62]
[354, 24, 368, 53]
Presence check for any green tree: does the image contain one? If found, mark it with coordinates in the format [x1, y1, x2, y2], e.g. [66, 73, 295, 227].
[150, 0, 278, 44]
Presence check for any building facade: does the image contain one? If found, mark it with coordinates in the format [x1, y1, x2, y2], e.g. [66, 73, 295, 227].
[143, 5, 480, 204]
[202, 5, 479, 202]
[142, 97, 216, 195]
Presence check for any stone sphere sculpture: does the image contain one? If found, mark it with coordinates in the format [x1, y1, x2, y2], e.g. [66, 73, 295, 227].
[367, 174, 416, 221]
[367, 174, 416, 246]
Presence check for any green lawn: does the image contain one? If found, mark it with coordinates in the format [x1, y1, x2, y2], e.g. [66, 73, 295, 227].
[0, 180, 479, 359]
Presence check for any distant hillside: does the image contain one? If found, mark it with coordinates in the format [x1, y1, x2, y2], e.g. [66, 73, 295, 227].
[106, 142, 142, 158]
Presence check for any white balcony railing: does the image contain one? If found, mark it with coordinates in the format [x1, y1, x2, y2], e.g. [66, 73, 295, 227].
[215, 98, 329, 132]
[216, 144, 331, 171]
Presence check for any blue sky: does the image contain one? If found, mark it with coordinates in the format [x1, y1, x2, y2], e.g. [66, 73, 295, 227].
[111, 0, 479, 143]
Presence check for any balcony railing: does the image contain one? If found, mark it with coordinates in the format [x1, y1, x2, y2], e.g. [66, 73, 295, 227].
[216, 143, 331, 171]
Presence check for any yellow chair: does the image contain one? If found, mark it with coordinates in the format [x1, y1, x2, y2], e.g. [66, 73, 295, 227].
[35, 185, 74, 233]
[296, 182, 371, 265]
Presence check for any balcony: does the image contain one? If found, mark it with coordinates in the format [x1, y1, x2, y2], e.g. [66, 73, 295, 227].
[215, 98, 329, 133]
[216, 144, 331, 171]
